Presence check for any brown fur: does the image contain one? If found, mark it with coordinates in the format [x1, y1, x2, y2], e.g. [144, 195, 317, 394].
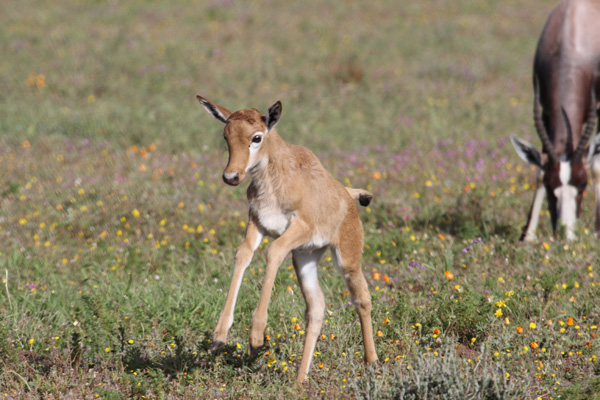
[196, 95, 378, 383]
[535, 0, 600, 155]
[513, 0, 600, 240]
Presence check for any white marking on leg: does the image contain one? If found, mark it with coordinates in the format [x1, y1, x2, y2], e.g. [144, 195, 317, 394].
[294, 249, 325, 301]
[252, 228, 265, 251]
[523, 179, 546, 242]
[294, 248, 326, 379]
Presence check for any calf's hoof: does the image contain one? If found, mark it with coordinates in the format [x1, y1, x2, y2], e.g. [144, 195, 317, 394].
[249, 345, 262, 358]
[211, 340, 225, 352]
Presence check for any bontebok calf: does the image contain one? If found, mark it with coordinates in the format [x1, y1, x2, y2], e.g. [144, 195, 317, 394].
[196, 95, 378, 382]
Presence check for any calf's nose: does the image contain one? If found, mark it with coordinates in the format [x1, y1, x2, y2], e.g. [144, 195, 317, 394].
[223, 171, 240, 186]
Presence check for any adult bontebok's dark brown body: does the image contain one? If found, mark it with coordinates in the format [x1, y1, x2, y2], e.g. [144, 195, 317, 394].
[196, 95, 378, 383]
[511, 0, 600, 241]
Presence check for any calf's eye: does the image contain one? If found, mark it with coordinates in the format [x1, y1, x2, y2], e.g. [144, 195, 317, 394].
[252, 135, 262, 143]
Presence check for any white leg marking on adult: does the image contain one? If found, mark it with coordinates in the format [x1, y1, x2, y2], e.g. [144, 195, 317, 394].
[524, 184, 546, 242]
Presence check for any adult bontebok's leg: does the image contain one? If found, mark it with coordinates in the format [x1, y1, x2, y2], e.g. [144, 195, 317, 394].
[589, 133, 600, 234]
[592, 154, 600, 234]
[521, 170, 546, 242]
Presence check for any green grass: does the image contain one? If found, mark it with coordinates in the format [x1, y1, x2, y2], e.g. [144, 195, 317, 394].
[1, 0, 600, 399]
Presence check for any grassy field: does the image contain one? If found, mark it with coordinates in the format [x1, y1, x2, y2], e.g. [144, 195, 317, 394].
[1, 0, 600, 398]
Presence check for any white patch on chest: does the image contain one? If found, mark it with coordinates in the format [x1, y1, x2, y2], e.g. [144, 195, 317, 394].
[256, 204, 290, 236]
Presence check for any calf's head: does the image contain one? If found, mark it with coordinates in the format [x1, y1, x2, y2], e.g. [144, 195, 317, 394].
[196, 96, 282, 186]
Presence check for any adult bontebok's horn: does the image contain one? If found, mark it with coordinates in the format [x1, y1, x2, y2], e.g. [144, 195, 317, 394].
[573, 83, 597, 163]
[534, 76, 559, 164]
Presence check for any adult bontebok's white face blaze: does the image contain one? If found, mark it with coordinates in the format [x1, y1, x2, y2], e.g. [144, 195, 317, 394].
[554, 161, 578, 240]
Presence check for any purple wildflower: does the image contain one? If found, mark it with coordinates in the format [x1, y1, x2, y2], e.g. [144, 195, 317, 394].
[408, 260, 421, 270]
[462, 237, 483, 253]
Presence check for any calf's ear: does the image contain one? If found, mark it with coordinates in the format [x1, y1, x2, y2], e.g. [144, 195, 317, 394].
[196, 95, 232, 124]
[265, 101, 282, 133]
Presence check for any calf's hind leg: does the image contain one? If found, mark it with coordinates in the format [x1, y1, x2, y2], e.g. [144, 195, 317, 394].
[331, 233, 378, 365]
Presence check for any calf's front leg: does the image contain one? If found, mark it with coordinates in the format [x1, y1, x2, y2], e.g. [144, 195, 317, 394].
[212, 217, 263, 350]
[249, 218, 312, 355]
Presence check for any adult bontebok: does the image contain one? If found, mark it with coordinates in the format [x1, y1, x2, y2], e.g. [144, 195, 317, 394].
[510, 0, 600, 241]
[196, 95, 378, 382]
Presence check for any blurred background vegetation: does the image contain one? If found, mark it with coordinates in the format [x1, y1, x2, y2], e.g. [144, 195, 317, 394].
[2, 0, 545, 153]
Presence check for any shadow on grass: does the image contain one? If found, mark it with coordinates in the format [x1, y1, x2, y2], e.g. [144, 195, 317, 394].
[409, 191, 517, 241]
[3, 331, 273, 397]
[122, 331, 268, 380]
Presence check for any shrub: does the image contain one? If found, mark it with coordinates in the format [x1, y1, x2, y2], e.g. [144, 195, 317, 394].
[390, 342, 528, 400]
[433, 285, 493, 344]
